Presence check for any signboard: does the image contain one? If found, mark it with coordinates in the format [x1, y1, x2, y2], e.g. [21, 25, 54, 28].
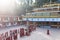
[23, 18, 60, 22]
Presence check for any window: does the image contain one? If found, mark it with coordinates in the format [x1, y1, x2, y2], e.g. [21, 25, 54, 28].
[47, 9, 52, 11]
[14, 17, 17, 21]
[0, 18, 1, 21]
[53, 8, 58, 11]
[58, 12, 60, 14]
[4, 17, 9, 21]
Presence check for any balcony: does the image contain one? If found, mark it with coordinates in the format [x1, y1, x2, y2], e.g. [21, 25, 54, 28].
[23, 16, 60, 18]
[33, 10, 60, 13]
[33, 7, 60, 13]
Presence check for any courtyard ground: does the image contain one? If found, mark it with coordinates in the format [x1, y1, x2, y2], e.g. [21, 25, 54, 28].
[0, 25, 60, 40]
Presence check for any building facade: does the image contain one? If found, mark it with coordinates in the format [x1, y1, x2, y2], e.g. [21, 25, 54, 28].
[0, 15, 22, 28]
[22, 3, 60, 28]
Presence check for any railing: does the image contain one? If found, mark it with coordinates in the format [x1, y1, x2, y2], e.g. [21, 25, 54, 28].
[33, 10, 60, 12]
[33, 6, 60, 10]
[51, 25, 60, 26]
[43, 3, 60, 7]
[23, 16, 60, 18]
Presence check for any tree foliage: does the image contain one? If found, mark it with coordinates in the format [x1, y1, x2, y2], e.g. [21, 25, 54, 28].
[51, 0, 57, 2]
[15, 3, 33, 16]
[15, 0, 58, 16]
[34, 0, 58, 7]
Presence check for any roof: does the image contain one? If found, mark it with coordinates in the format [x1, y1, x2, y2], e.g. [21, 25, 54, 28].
[32, 6, 59, 11]
[43, 3, 60, 7]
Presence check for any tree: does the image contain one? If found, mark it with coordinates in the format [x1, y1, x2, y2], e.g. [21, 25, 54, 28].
[34, 0, 49, 7]
[15, 3, 33, 16]
[51, 0, 57, 2]
[34, 0, 58, 7]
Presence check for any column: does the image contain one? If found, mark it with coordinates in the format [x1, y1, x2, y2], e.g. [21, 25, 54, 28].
[49, 22, 51, 28]
[57, 22, 59, 28]
[33, 22, 36, 26]
[27, 18, 29, 26]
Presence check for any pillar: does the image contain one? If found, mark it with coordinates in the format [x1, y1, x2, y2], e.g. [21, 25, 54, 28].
[27, 20, 29, 26]
[33, 22, 35, 26]
[57, 22, 59, 28]
[21, 21, 22, 25]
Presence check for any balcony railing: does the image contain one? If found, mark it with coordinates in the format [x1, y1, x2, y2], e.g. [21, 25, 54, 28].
[23, 16, 60, 18]
[33, 10, 60, 13]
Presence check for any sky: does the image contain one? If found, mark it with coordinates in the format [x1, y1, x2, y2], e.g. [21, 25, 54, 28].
[0, 0, 59, 15]
[0, 0, 16, 14]
[33, 0, 35, 3]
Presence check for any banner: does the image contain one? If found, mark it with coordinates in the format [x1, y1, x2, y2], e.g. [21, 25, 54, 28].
[13, 29, 17, 40]
[20, 28, 25, 37]
[0, 34, 2, 40]
[23, 18, 60, 22]
[5, 32, 8, 38]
